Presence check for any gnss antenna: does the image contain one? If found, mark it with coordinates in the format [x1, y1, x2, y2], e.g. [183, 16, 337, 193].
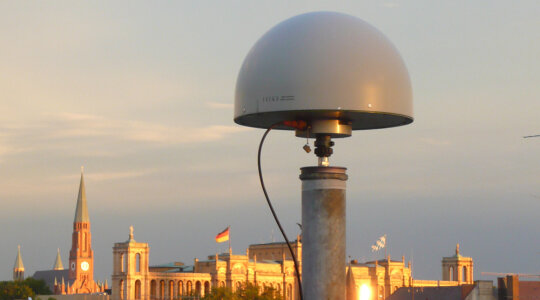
[234, 11, 413, 299]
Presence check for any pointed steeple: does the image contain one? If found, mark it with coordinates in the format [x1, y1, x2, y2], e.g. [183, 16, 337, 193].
[13, 245, 25, 281]
[54, 248, 64, 270]
[14, 245, 24, 270]
[74, 166, 89, 223]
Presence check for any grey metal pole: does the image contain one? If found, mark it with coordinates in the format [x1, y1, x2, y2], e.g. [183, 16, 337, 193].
[300, 166, 348, 300]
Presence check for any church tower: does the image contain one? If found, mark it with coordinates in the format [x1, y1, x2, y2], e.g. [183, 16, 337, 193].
[112, 226, 150, 300]
[442, 243, 474, 284]
[68, 167, 97, 293]
[13, 245, 24, 281]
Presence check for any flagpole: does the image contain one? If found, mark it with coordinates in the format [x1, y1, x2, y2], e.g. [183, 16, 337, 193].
[228, 225, 232, 255]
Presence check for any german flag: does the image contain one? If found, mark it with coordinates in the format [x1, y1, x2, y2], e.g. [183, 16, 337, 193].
[215, 227, 230, 243]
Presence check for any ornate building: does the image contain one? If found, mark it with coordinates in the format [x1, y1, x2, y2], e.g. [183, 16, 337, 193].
[13, 245, 24, 281]
[112, 230, 300, 300]
[441, 243, 474, 284]
[112, 228, 475, 300]
[64, 168, 99, 294]
[33, 168, 107, 295]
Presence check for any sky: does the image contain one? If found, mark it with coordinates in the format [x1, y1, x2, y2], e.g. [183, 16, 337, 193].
[0, 0, 538, 283]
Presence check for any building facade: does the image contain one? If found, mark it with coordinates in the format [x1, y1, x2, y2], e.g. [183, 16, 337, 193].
[112, 229, 299, 300]
[112, 229, 475, 300]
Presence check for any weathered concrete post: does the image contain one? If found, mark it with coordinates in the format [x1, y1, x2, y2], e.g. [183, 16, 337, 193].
[300, 166, 347, 300]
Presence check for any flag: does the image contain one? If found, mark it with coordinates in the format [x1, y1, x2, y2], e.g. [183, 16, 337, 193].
[215, 227, 230, 243]
[371, 234, 387, 252]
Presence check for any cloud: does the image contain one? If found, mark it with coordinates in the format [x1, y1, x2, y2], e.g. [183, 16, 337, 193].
[60, 170, 152, 181]
[0, 132, 32, 162]
[205, 101, 234, 109]
[43, 112, 251, 145]
[0, 112, 253, 162]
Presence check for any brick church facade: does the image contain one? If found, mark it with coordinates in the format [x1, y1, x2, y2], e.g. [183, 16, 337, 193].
[31, 168, 107, 295]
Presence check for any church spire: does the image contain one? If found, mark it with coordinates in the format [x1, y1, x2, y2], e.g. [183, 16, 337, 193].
[74, 166, 89, 223]
[13, 245, 24, 281]
[54, 248, 64, 270]
[14, 245, 24, 269]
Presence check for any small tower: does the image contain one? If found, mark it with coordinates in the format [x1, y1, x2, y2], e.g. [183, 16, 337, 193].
[442, 243, 474, 284]
[54, 248, 64, 270]
[13, 245, 25, 281]
[112, 226, 149, 300]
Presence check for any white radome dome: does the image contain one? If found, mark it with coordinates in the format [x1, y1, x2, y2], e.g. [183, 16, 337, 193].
[234, 11, 413, 133]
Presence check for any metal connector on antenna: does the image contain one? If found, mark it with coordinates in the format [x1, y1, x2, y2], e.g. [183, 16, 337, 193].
[318, 157, 330, 167]
[314, 135, 334, 167]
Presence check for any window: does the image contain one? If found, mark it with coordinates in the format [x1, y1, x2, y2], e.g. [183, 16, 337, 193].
[178, 281, 183, 296]
[150, 280, 156, 300]
[119, 280, 124, 300]
[120, 254, 125, 272]
[135, 280, 141, 300]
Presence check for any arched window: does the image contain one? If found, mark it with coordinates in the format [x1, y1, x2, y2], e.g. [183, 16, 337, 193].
[119, 280, 125, 300]
[120, 254, 125, 272]
[168, 281, 174, 299]
[178, 281, 184, 296]
[195, 281, 202, 295]
[150, 280, 157, 299]
[186, 281, 192, 295]
[135, 280, 141, 300]
[220, 281, 225, 288]
[159, 280, 165, 299]
[287, 284, 293, 300]
[136, 253, 141, 272]
[204, 281, 210, 296]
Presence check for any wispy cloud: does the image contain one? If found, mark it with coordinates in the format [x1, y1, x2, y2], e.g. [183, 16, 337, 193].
[59, 169, 152, 181]
[43, 112, 250, 145]
[0, 112, 252, 161]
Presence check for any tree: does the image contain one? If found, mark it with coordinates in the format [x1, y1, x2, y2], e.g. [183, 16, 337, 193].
[202, 287, 236, 300]
[202, 283, 282, 300]
[24, 278, 52, 295]
[0, 280, 35, 300]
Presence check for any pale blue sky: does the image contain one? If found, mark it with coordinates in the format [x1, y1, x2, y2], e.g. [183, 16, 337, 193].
[0, 1, 538, 282]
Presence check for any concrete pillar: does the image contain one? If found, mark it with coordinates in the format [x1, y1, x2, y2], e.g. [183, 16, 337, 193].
[300, 166, 347, 300]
